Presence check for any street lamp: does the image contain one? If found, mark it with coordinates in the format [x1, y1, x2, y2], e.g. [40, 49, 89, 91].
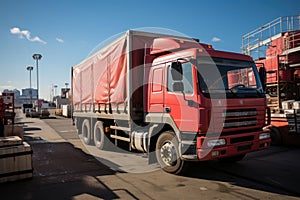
[54, 85, 58, 97]
[32, 53, 42, 111]
[26, 66, 34, 104]
[64, 83, 69, 98]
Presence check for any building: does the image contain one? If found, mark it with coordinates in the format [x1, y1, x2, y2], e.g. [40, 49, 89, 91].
[1, 88, 39, 107]
[3, 89, 21, 98]
[22, 88, 37, 99]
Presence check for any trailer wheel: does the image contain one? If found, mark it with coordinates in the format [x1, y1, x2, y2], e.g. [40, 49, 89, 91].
[269, 126, 282, 145]
[75, 118, 81, 135]
[156, 131, 186, 174]
[94, 121, 108, 150]
[81, 119, 91, 145]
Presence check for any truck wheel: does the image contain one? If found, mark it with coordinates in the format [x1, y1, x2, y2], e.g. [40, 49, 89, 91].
[219, 154, 246, 162]
[269, 126, 282, 145]
[94, 121, 108, 150]
[81, 119, 91, 145]
[156, 131, 186, 174]
[75, 118, 81, 135]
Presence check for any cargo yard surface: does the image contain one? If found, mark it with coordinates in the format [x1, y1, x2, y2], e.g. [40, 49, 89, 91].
[0, 110, 299, 200]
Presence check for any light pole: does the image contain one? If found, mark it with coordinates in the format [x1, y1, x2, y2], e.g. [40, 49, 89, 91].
[26, 66, 34, 104]
[32, 54, 42, 111]
[54, 85, 58, 97]
[65, 83, 69, 98]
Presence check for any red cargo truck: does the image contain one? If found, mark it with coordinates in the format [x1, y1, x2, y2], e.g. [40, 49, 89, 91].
[72, 30, 270, 174]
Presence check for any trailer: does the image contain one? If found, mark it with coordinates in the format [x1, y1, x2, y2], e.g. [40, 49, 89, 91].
[72, 30, 270, 174]
[242, 15, 300, 146]
[62, 105, 71, 118]
[23, 103, 33, 114]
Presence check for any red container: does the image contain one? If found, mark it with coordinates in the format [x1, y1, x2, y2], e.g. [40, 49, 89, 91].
[279, 70, 292, 81]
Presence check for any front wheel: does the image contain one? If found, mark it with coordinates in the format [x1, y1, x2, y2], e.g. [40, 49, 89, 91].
[156, 131, 186, 174]
[269, 126, 282, 145]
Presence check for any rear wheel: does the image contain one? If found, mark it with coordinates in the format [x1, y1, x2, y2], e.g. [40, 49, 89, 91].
[156, 131, 186, 174]
[81, 119, 91, 145]
[94, 121, 109, 150]
[75, 118, 81, 135]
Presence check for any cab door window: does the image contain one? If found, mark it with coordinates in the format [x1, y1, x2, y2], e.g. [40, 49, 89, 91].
[167, 62, 194, 94]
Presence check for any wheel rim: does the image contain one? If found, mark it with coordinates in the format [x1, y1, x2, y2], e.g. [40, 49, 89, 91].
[95, 127, 101, 143]
[83, 125, 88, 138]
[160, 141, 177, 166]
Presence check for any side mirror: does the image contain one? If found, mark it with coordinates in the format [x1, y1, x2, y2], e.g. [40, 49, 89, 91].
[171, 62, 183, 81]
[259, 67, 266, 91]
[173, 82, 184, 92]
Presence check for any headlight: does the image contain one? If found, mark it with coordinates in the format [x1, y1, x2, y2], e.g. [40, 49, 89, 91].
[259, 133, 270, 140]
[207, 139, 226, 147]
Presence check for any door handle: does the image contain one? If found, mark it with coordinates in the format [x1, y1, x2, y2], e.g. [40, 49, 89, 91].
[164, 107, 171, 113]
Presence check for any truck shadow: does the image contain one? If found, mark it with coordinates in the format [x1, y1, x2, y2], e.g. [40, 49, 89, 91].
[182, 152, 300, 198]
[0, 141, 130, 200]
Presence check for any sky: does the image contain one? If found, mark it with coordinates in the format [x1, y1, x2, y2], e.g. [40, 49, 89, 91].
[1, 0, 300, 100]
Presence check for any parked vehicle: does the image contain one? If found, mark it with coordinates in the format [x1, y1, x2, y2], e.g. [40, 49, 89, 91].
[23, 103, 33, 114]
[29, 108, 39, 118]
[25, 108, 30, 117]
[40, 108, 50, 118]
[72, 30, 271, 174]
[55, 109, 62, 116]
[62, 105, 71, 118]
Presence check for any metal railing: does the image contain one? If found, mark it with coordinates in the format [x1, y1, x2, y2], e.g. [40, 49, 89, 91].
[284, 31, 300, 51]
[241, 15, 300, 59]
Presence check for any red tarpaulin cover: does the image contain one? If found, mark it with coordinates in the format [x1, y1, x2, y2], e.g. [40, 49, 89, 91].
[73, 35, 127, 106]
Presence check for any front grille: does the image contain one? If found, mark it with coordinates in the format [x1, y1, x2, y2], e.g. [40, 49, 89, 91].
[223, 108, 258, 129]
[223, 108, 257, 118]
[230, 135, 254, 144]
[224, 118, 257, 128]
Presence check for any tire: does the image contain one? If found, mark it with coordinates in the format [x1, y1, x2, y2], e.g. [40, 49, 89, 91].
[75, 118, 81, 135]
[156, 131, 186, 174]
[94, 121, 109, 150]
[81, 119, 91, 145]
[219, 154, 246, 162]
[269, 126, 282, 145]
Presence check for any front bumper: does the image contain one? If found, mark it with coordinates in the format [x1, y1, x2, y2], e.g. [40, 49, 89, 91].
[181, 130, 271, 161]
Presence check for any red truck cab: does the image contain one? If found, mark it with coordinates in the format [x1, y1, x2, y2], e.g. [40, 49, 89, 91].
[147, 39, 270, 173]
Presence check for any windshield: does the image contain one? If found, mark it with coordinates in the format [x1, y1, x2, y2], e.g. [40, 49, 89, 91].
[197, 57, 264, 98]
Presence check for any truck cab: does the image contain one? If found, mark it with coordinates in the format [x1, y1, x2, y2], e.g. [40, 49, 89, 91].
[147, 41, 270, 173]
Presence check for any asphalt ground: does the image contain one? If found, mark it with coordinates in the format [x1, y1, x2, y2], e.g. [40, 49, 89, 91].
[1, 110, 300, 200]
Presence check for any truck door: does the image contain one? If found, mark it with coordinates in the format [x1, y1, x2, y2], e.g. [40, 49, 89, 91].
[148, 64, 165, 112]
[164, 62, 199, 132]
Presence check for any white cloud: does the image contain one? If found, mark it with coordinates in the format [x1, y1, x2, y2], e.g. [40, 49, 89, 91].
[0, 85, 15, 92]
[56, 38, 64, 43]
[10, 27, 46, 44]
[212, 37, 221, 42]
